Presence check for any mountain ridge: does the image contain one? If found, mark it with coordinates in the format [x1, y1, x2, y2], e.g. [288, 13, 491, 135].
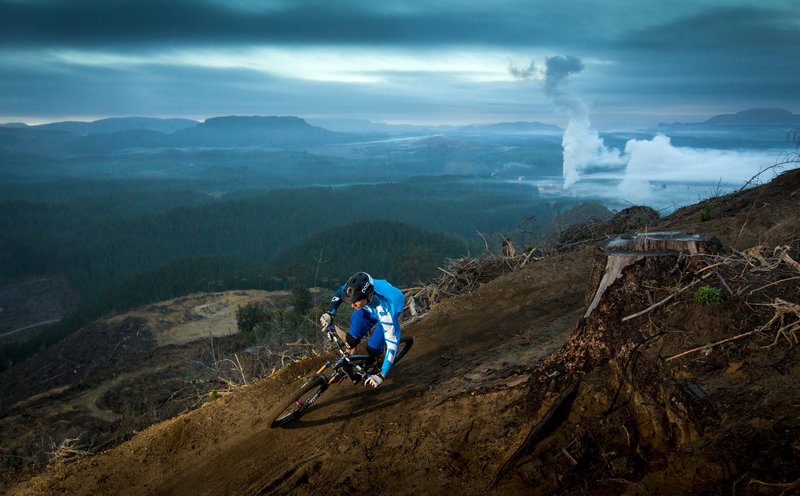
[34, 117, 199, 135]
[658, 107, 800, 127]
[2, 109, 795, 160]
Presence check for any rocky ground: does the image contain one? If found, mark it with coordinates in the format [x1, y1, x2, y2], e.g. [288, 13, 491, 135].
[2, 167, 799, 495]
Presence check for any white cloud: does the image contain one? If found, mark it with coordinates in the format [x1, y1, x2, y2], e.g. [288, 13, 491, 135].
[35, 46, 541, 85]
[618, 134, 776, 203]
[557, 131, 781, 208]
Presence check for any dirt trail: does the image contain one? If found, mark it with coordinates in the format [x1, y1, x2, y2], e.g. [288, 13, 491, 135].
[0, 275, 78, 342]
[11, 250, 592, 496]
[0, 318, 62, 339]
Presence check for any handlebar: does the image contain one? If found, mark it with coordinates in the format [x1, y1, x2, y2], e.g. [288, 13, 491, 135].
[322, 324, 349, 356]
[321, 324, 372, 379]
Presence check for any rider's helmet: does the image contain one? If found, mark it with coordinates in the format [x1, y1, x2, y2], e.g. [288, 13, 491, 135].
[341, 272, 374, 304]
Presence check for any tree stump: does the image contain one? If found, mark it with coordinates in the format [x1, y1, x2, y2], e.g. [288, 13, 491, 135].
[585, 232, 723, 317]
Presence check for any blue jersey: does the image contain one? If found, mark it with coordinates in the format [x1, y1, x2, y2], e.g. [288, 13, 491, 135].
[328, 279, 405, 376]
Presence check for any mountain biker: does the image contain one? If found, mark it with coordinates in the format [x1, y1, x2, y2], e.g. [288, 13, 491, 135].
[319, 272, 405, 388]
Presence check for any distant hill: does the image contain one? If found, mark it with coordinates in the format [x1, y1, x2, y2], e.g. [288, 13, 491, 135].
[169, 115, 354, 148]
[703, 108, 800, 126]
[0, 127, 78, 156]
[659, 108, 800, 128]
[35, 117, 199, 135]
[655, 108, 800, 144]
[0, 115, 355, 155]
[307, 119, 561, 137]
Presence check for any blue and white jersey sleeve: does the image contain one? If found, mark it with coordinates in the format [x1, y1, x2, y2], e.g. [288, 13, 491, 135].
[371, 279, 406, 376]
[327, 284, 346, 315]
[374, 301, 400, 376]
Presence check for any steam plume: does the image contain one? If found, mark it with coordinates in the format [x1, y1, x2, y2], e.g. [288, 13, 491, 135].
[543, 55, 623, 188]
[512, 54, 772, 207]
[544, 55, 583, 100]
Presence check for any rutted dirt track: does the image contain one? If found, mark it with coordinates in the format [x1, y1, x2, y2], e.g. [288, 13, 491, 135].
[12, 250, 591, 496]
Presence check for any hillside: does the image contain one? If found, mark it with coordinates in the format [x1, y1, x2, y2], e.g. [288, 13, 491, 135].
[703, 108, 800, 126]
[3, 168, 800, 495]
[655, 108, 800, 144]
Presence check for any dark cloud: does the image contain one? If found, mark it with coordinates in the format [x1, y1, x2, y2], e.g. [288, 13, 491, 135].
[1, 0, 799, 126]
[613, 5, 800, 79]
[621, 6, 800, 52]
[569, 5, 800, 122]
[0, 0, 581, 48]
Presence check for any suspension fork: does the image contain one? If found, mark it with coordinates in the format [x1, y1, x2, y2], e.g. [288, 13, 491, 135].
[317, 360, 345, 386]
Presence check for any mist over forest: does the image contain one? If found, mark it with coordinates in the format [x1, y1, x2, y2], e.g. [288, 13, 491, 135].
[1, 108, 798, 367]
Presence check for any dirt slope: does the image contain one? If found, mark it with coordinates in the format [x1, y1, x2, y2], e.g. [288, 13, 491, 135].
[0, 289, 301, 483]
[11, 249, 592, 496]
[8, 167, 800, 495]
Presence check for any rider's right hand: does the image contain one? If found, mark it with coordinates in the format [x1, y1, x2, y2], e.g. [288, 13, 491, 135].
[319, 312, 333, 329]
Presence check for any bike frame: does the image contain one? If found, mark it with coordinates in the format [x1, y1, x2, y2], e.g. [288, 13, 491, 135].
[268, 324, 412, 428]
[315, 326, 378, 386]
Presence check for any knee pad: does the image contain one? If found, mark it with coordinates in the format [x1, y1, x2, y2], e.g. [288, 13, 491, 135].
[345, 333, 361, 349]
[366, 345, 382, 360]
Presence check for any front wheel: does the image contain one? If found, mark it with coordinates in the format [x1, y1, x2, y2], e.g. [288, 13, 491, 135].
[269, 374, 328, 428]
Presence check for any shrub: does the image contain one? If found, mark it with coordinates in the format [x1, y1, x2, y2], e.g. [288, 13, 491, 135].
[3, 447, 24, 469]
[700, 204, 712, 222]
[291, 285, 312, 315]
[236, 302, 270, 334]
[694, 286, 723, 304]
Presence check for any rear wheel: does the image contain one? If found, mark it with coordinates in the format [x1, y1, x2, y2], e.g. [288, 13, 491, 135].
[393, 336, 413, 364]
[269, 374, 328, 428]
[352, 337, 414, 376]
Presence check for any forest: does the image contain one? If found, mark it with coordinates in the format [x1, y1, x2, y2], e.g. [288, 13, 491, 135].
[0, 176, 572, 296]
[0, 174, 596, 369]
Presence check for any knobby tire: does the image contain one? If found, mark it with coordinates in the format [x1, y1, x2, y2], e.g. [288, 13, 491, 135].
[394, 336, 413, 364]
[268, 337, 413, 428]
[269, 374, 328, 428]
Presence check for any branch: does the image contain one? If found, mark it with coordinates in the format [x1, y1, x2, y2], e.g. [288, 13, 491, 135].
[664, 314, 779, 362]
[487, 381, 578, 491]
[477, 231, 495, 256]
[736, 159, 796, 193]
[622, 273, 711, 322]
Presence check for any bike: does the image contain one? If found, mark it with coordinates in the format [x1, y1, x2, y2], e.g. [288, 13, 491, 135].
[268, 325, 413, 428]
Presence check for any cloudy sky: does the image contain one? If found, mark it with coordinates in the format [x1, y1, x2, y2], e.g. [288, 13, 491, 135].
[1, 0, 798, 127]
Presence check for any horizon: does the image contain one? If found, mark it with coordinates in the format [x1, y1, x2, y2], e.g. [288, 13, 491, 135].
[3, 106, 799, 131]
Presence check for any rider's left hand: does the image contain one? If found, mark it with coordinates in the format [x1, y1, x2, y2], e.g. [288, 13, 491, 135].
[365, 373, 384, 388]
[319, 312, 333, 328]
